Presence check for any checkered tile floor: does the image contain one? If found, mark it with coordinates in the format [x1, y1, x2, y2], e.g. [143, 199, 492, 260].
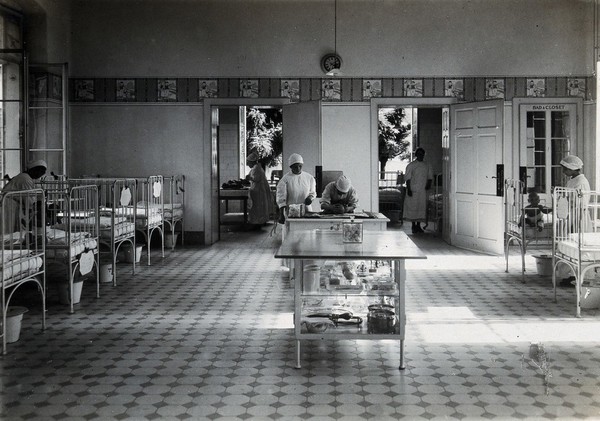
[2, 224, 600, 420]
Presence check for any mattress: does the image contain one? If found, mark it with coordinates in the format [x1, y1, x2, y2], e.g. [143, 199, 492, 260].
[100, 221, 135, 240]
[100, 207, 135, 218]
[45, 228, 98, 259]
[557, 232, 600, 261]
[0, 250, 43, 282]
[162, 208, 184, 219]
[46, 238, 98, 259]
[163, 203, 182, 210]
[129, 212, 162, 228]
[54, 217, 97, 231]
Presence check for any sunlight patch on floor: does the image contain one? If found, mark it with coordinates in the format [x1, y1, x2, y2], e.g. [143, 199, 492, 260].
[407, 253, 507, 270]
[412, 306, 600, 343]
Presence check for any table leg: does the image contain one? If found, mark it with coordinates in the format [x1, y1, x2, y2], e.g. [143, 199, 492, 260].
[399, 339, 405, 370]
[295, 339, 301, 369]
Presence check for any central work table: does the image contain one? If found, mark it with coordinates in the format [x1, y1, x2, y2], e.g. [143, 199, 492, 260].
[275, 229, 426, 369]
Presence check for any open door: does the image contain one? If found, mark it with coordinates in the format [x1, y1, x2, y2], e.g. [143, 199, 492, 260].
[282, 101, 322, 177]
[449, 99, 504, 255]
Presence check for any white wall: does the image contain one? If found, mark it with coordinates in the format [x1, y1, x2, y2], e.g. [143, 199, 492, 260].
[69, 104, 205, 232]
[321, 103, 372, 211]
[67, 0, 594, 77]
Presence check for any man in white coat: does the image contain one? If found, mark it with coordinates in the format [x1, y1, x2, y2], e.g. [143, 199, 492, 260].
[403, 148, 433, 233]
[276, 153, 316, 223]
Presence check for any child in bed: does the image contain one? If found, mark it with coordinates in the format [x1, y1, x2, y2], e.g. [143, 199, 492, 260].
[522, 191, 551, 231]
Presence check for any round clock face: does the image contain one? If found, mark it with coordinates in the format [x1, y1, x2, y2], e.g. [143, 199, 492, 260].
[321, 53, 342, 73]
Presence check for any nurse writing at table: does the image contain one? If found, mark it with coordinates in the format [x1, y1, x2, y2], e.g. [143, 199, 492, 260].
[320, 175, 358, 214]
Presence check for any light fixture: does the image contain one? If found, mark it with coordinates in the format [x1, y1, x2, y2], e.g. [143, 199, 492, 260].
[321, 0, 343, 76]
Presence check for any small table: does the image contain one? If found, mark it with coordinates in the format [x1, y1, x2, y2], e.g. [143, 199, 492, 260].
[275, 230, 426, 369]
[219, 189, 249, 226]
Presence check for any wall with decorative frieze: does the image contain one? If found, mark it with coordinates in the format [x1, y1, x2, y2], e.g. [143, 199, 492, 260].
[69, 76, 594, 104]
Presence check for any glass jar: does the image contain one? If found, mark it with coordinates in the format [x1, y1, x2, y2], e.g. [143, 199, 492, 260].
[342, 217, 363, 243]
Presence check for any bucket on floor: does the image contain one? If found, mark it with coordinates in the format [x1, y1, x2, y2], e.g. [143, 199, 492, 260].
[122, 245, 144, 263]
[581, 283, 600, 309]
[100, 263, 113, 283]
[533, 254, 553, 277]
[165, 233, 178, 248]
[57, 281, 83, 305]
[5, 306, 28, 343]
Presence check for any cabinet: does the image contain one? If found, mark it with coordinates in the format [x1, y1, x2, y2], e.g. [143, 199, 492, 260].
[275, 230, 426, 369]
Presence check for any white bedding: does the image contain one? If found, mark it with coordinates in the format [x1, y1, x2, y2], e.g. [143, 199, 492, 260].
[557, 232, 600, 261]
[45, 228, 98, 259]
[163, 203, 182, 210]
[1, 250, 43, 282]
[2, 231, 27, 246]
[130, 212, 162, 228]
[100, 221, 135, 240]
[70, 212, 131, 230]
[162, 208, 183, 219]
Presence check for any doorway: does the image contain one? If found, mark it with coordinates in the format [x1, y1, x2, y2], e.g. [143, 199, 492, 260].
[377, 106, 444, 233]
[203, 98, 291, 245]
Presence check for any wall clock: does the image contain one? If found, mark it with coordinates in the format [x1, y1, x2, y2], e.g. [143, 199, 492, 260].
[321, 53, 342, 73]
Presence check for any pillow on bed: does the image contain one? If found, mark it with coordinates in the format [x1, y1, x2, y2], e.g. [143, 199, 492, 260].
[46, 227, 67, 240]
[2, 232, 25, 245]
[568, 232, 600, 246]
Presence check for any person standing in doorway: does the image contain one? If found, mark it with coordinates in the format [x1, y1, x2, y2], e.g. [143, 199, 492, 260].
[403, 147, 433, 233]
[246, 152, 274, 229]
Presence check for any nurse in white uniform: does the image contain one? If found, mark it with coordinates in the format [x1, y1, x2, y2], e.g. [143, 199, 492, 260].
[403, 148, 433, 234]
[558, 154, 592, 286]
[275, 153, 316, 223]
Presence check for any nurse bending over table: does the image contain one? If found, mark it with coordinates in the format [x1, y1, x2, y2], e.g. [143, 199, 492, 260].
[320, 175, 358, 215]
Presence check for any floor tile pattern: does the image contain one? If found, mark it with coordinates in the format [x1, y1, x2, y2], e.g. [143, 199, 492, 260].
[2, 224, 600, 420]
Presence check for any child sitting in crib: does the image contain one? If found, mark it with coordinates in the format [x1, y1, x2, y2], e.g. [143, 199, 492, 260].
[521, 191, 552, 231]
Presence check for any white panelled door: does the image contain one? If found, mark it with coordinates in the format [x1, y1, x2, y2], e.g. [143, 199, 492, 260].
[450, 100, 504, 255]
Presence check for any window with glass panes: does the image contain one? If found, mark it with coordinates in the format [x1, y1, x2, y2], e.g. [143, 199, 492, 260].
[524, 106, 574, 196]
[0, 8, 24, 187]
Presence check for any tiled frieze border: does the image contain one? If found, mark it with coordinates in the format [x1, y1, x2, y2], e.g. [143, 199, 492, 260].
[67, 76, 595, 103]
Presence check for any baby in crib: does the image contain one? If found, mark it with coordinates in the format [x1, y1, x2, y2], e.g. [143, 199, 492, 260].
[522, 191, 552, 231]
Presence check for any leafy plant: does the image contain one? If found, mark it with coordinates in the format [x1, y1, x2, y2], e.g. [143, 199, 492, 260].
[246, 108, 283, 169]
[378, 107, 411, 175]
